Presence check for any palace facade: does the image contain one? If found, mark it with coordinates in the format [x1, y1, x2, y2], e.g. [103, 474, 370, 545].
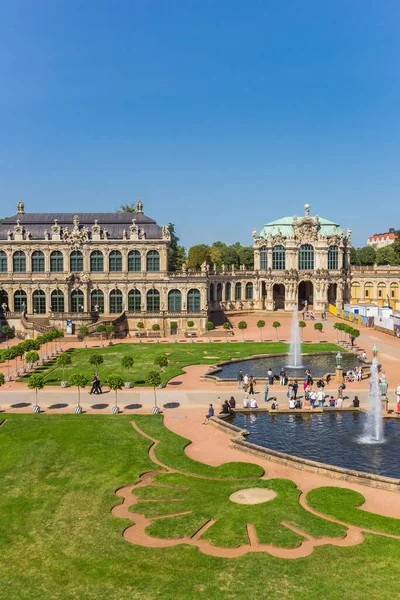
[0, 201, 399, 336]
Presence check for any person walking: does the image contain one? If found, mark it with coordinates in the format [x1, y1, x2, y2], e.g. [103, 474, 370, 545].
[95, 373, 103, 394]
[292, 380, 298, 399]
[243, 373, 249, 393]
[237, 369, 244, 389]
[89, 373, 99, 395]
[317, 388, 325, 408]
[267, 368, 274, 385]
[249, 375, 255, 395]
[279, 368, 286, 386]
[263, 382, 269, 402]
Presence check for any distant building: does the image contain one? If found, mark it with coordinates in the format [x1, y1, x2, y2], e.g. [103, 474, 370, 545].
[367, 228, 396, 249]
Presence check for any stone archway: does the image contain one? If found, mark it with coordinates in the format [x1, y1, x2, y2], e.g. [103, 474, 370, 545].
[328, 283, 337, 306]
[273, 283, 285, 310]
[298, 281, 313, 309]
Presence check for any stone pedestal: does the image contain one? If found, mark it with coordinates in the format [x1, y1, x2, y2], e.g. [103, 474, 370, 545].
[335, 367, 343, 383]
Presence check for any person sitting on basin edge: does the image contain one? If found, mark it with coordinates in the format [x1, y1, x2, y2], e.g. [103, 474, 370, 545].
[250, 397, 258, 409]
[329, 396, 336, 407]
[202, 404, 214, 425]
[219, 399, 231, 415]
[243, 394, 250, 408]
[229, 396, 236, 411]
[353, 396, 360, 408]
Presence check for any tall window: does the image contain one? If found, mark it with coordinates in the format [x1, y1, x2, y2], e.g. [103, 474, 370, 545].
[14, 290, 27, 312]
[209, 283, 214, 302]
[245, 282, 253, 300]
[13, 251, 26, 273]
[364, 282, 373, 299]
[147, 289, 160, 312]
[0, 251, 7, 272]
[225, 282, 231, 301]
[146, 250, 160, 272]
[187, 289, 201, 312]
[50, 251, 63, 272]
[110, 289, 123, 313]
[51, 289, 64, 312]
[128, 250, 141, 272]
[33, 290, 46, 314]
[71, 289, 84, 313]
[298, 244, 314, 270]
[168, 289, 182, 312]
[260, 247, 267, 270]
[272, 245, 286, 270]
[91, 290, 104, 313]
[128, 289, 141, 312]
[328, 245, 338, 270]
[31, 251, 45, 273]
[90, 251, 104, 272]
[217, 283, 222, 301]
[109, 250, 122, 272]
[235, 282, 242, 301]
[70, 251, 83, 272]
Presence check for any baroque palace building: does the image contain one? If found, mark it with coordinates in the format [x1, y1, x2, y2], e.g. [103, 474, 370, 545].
[0, 201, 399, 336]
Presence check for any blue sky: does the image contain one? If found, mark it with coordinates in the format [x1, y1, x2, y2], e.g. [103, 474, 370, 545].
[0, 0, 399, 248]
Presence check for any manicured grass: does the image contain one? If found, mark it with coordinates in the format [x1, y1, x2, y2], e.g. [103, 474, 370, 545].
[18, 341, 341, 386]
[2, 414, 400, 599]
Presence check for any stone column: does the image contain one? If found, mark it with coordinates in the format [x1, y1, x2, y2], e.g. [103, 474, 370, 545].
[265, 282, 274, 311]
[103, 286, 110, 314]
[253, 249, 260, 271]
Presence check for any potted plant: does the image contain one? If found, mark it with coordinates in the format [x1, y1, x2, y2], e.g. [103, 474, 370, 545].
[25, 351, 40, 370]
[3, 348, 13, 381]
[205, 320, 213, 342]
[57, 352, 72, 387]
[107, 374, 124, 414]
[106, 324, 115, 345]
[238, 320, 247, 342]
[314, 322, 323, 343]
[79, 325, 89, 348]
[272, 321, 281, 342]
[299, 320, 306, 340]
[146, 369, 162, 414]
[1, 324, 11, 348]
[68, 372, 89, 413]
[28, 373, 44, 413]
[121, 355, 134, 388]
[152, 323, 161, 343]
[223, 321, 231, 341]
[96, 324, 107, 347]
[256, 319, 265, 342]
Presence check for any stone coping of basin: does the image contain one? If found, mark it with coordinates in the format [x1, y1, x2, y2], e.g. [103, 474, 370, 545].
[210, 414, 400, 492]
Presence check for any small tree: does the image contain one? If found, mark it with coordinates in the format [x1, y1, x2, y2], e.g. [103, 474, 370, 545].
[2, 325, 11, 342]
[205, 321, 214, 331]
[298, 320, 306, 340]
[28, 373, 44, 407]
[68, 372, 89, 408]
[121, 356, 134, 373]
[57, 352, 72, 382]
[238, 320, 247, 342]
[256, 319, 265, 341]
[105, 324, 115, 340]
[107, 374, 124, 409]
[25, 351, 40, 366]
[146, 369, 162, 410]
[223, 321, 231, 341]
[13, 344, 24, 372]
[152, 323, 161, 331]
[272, 321, 281, 341]
[3, 348, 13, 378]
[137, 322, 144, 330]
[154, 354, 169, 369]
[79, 325, 89, 346]
[170, 321, 178, 334]
[314, 322, 323, 342]
[96, 324, 107, 342]
[89, 354, 104, 374]
[187, 321, 194, 328]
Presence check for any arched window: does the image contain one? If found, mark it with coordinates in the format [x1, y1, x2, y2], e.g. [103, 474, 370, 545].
[390, 283, 399, 300]
[147, 289, 160, 312]
[128, 250, 141, 272]
[90, 251, 104, 272]
[235, 282, 242, 301]
[13, 251, 26, 273]
[168, 289, 182, 312]
[245, 282, 253, 300]
[328, 245, 338, 270]
[217, 283, 222, 301]
[31, 251, 45, 273]
[364, 282, 373, 299]
[128, 289, 141, 312]
[71, 289, 84, 313]
[51, 289, 64, 312]
[70, 251, 83, 272]
[14, 289, 27, 312]
[272, 245, 285, 270]
[91, 290, 104, 313]
[260, 247, 267, 270]
[32, 290, 46, 314]
[377, 282, 386, 300]
[109, 250, 122, 272]
[351, 282, 360, 300]
[0, 251, 7, 272]
[225, 282, 231, 301]
[110, 289, 123, 313]
[209, 283, 214, 302]
[187, 289, 201, 312]
[298, 244, 314, 270]
[50, 251, 63, 272]
[146, 250, 160, 272]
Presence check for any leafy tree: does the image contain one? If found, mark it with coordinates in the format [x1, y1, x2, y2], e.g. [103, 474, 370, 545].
[187, 245, 210, 270]
[26, 351, 40, 365]
[79, 325, 89, 345]
[152, 324, 161, 331]
[209, 245, 223, 268]
[349, 246, 359, 265]
[146, 370, 162, 410]
[298, 320, 306, 340]
[187, 321, 194, 328]
[121, 356, 134, 372]
[234, 243, 254, 269]
[314, 322, 323, 341]
[0, 372, 4, 387]
[105, 324, 115, 339]
[256, 320, 265, 341]
[28, 373, 44, 406]
[376, 245, 400, 266]
[106, 374, 124, 408]
[57, 352, 72, 381]
[154, 355, 168, 369]
[89, 354, 104, 373]
[167, 223, 186, 271]
[68, 372, 89, 408]
[272, 321, 281, 341]
[357, 246, 376, 266]
[96, 323, 107, 341]
[116, 203, 136, 213]
[137, 322, 144, 329]
[1, 325, 11, 341]
[205, 321, 214, 331]
[222, 321, 231, 341]
[238, 320, 247, 341]
[3, 348, 13, 377]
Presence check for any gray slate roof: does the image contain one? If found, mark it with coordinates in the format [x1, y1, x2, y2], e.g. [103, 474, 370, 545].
[0, 212, 163, 240]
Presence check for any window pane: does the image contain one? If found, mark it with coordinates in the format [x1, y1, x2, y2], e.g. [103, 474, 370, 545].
[168, 290, 182, 312]
[33, 291, 46, 314]
[110, 290, 122, 313]
[272, 245, 286, 270]
[91, 291, 104, 313]
[71, 291, 84, 312]
[51, 290, 64, 312]
[235, 283, 242, 300]
[90, 251, 104, 272]
[109, 251, 122, 272]
[128, 251, 141, 272]
[147, 290, 160, 312]
[245, 282, 253, 300]
[50, 252, 63, 272]
[187, 289, 200, 312]
[70, 251, 83, 272]
[225, 282, 231, 301]
[13, 252, 26, 273]
[260, 247, 267, 270]
[146, 251, 160, 272]
[32, 252, 45, 272]
[0, 252, 7, 272]
[328, 246, 338, 270]
[128, 290, 141, 312]
[14, 290, 27, 311]
[298, 245, 314, 270]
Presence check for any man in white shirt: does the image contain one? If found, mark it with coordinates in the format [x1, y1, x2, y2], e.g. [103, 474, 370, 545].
[289, 398, 296, 409]
[250, 397, 258, 409]
[317, 389, 325, 407]
[336, 397, 343, 408]
[243, 373, 249, 392]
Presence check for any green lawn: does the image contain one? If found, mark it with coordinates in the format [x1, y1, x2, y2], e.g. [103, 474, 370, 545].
[1, 414, 400, 599]
[17, 341, 341, 386]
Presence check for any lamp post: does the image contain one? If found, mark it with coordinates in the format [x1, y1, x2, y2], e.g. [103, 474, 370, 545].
[335, 351, 343, 384]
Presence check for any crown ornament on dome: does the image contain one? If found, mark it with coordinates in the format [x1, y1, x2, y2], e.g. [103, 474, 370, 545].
[304, 203, 310, 217]
[17, 200, 25, 214]
[136, 199, 143, 213]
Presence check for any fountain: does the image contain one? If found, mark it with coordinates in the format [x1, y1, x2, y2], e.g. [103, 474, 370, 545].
[360, 346, 384, 444]
[286, 306, 303, 368]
